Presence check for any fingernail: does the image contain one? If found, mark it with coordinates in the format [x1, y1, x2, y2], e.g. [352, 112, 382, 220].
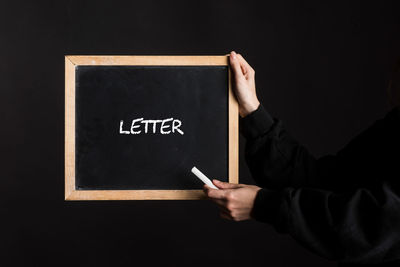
[231, 51, 236, 60]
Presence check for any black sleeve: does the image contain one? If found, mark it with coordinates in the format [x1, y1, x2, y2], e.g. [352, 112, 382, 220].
[243, 105, 400, 263]
[241, 104, 400, 191]
[250, 183, 400, 263]
[240, 104, 322, 189]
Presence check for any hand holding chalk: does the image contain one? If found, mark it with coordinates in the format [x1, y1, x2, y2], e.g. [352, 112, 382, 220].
[191, 166, 219, 190]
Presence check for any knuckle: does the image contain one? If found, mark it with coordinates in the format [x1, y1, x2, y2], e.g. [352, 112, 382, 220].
[230, 212, 239, 221]
[227, 203, 235, 211]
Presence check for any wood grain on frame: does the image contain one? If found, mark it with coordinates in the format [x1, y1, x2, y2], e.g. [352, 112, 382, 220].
[65, 55, 238, 200]
[66, 55, 228, 66]
[65, 57, 76, 200]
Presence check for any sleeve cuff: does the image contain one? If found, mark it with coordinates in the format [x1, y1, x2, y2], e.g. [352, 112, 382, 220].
[251, 188, 282, 224]
[251, 188, 292, 233]
[240, 104, 274, 139]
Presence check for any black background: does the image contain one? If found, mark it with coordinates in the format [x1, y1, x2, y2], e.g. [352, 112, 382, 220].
[75, 66, 228, 190]
[1, 1, 400, 266]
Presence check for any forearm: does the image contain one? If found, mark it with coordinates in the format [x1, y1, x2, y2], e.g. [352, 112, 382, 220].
[241, 104, 320, 189]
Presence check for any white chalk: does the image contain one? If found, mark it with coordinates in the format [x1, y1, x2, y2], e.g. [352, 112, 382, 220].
[191, 166, 219, 190]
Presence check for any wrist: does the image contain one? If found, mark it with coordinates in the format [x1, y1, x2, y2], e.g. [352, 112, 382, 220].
[239, 104, 274, 140]
[240, 100, 260, 118]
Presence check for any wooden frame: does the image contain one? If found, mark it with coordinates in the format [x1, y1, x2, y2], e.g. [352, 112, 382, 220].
[65, 55, 238, 200]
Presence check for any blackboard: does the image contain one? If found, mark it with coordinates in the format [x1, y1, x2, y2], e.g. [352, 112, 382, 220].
[65, 56, 238, 200]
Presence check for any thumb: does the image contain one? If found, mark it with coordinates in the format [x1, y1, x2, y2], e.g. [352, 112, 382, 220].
[229, 51, 244, 80]
[213, 179, 241, 189]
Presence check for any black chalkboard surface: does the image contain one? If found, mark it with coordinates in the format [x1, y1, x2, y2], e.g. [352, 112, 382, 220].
[65, 56, 238, 200]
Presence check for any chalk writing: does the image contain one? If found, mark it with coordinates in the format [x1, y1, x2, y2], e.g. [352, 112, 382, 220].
[119, 118, 184, 135]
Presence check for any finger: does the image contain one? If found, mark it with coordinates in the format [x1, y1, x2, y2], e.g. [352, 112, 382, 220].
[229, 51, 245, 79]
[237, 54, 255, 80]
[213, 179, 242, 189]
[203, 184, 213, 191]
[237, 54, 253, 73]
[203, 184, 216, 197]
[240, 63, 247, 76]
[217, 206, 230, 214]
[211, 197, 226, 205]
[210, 200, 230, 214]
[213, 199, 229, 212]
[220, 212, 232, 220]
[203, 184, 210, 194]
[204, 187, 226, 200]
[203, 185, 214, 197]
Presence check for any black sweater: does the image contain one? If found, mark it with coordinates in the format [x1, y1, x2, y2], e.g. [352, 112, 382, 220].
[240, 104, 400, 266]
